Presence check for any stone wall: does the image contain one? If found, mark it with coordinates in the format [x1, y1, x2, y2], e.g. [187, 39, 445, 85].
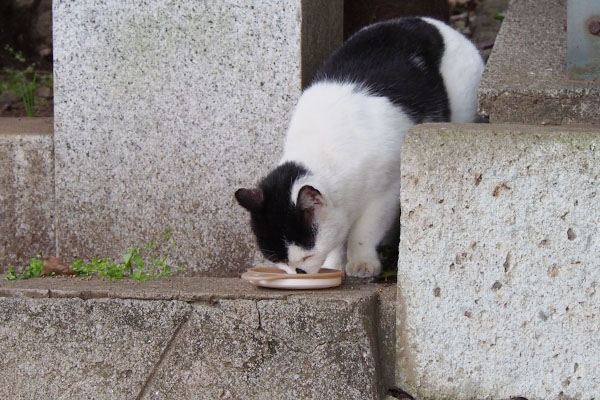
[478, 0, 600, 125]
[52, 0, 343, 275]
[0, 118, 54, 272]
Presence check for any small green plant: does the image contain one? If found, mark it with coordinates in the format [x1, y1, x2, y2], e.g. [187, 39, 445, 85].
[22, 71, 37, 116]
[5, 255, 44, 280]
[379, 269, 397, 282]
[1, 45, 38, 117]
[377, 244, 398, 282]
[5, 230, 184, 281]
[5, 269, 16, 280]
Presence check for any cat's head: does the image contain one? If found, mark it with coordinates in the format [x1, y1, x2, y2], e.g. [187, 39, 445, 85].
[235, 162, 345, 274]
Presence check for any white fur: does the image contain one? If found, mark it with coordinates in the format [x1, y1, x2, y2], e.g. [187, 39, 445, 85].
[280, 82, 412, 276]
[277, 19, 483, 277]
[422, 17, 485, 123]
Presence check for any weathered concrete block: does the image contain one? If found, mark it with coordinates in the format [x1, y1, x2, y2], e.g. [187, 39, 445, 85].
[53, 0, 343, 275]
[0, 296, 191, 400]
[378, 282, 398, 390]
[0, 118, 54, 272]
[0, 277, 391, 399]
[478, 0, 600, 125]
[142, 294, 382, 399]
[397, 123, 600, 399]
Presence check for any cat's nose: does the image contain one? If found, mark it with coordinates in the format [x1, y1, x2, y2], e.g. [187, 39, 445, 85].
[295, 268, 307, 274]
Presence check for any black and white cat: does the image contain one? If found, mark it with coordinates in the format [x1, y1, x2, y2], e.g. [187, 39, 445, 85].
[235, 17, 484, 277]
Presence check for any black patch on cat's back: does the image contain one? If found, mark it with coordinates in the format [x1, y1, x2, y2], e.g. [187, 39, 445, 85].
[311, 17, 450, 123]
[250, 162, 316, 263]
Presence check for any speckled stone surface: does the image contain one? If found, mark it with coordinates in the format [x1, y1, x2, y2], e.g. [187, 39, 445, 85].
[376, 282, 398, 390]
[141, 294, 381, 399]
[477, 0, 600, 125]
[53, 0, 343, 275]
[0, 296, 191, 400]
[397, 123, 600, 399]
[0, 118, 54, 273]
[0, 277, 391, 399]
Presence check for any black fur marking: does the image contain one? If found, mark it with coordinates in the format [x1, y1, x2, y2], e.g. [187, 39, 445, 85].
[311, 17, 450, 123]
[248, 162, 316, 263]
[235, 188, 264, 211]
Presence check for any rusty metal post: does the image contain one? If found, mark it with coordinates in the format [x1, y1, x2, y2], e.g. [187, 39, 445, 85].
[567, 0, 600, 80]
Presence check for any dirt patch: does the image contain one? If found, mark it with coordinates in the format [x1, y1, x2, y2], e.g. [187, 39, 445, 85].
[1, 92, 53, 117]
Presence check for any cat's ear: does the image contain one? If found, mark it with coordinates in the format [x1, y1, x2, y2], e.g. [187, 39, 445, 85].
[297, 185, 324, 221]
[235, 188, 264, 211]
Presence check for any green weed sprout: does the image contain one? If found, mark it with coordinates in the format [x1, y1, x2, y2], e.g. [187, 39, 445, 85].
[5, 255, 44, 280]
[5, 230, 184, 281]
[1, 45, 38, 117]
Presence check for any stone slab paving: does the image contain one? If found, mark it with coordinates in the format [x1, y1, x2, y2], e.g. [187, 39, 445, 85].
[52, 0, 343, 276]
[478, 0, 600, 125]
[0, 276, 395, 399]
[0, 118, 54, 273]
[398, 123, 600, 399]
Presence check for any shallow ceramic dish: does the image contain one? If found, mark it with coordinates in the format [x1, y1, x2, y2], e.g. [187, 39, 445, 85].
[241, 266, 343, 289]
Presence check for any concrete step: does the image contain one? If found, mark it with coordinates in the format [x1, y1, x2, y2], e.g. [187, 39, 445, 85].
[0, 118, 54, 272]
[0, 277, 396, 400]
[397, 123, 600, 399]
[477, 0, 600, 125]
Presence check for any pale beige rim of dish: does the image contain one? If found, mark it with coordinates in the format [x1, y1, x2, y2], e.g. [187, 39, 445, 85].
[241, 266, 343, 289]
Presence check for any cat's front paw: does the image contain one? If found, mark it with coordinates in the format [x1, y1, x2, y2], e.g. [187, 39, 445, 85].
[345, 259, 381, 278]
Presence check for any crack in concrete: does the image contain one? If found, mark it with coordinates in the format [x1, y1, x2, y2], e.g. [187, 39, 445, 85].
[255, 300, 262, 330]
[134, 308, 191, 400]
[209, 297, 372, 357]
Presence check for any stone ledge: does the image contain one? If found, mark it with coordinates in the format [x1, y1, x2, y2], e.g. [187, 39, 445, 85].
[0, 117, 54, 136]
[0, 276, 396, 400]
[0, 275, 388, 301]
[477, 0, 600, 125]
[0, 117, 54, 272]
[398, 123, 600, 399]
